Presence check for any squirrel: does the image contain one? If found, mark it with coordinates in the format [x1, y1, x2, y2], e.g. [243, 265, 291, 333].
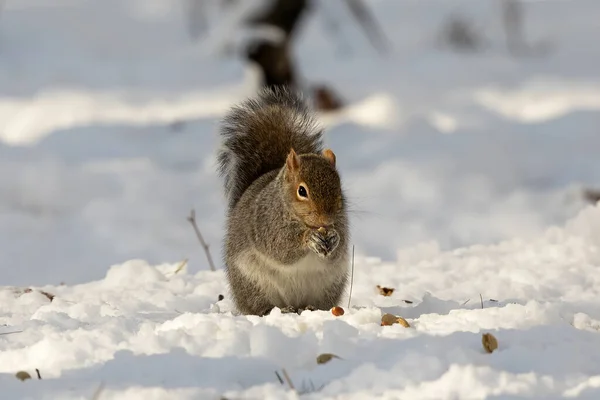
[217, 86, 350, 316]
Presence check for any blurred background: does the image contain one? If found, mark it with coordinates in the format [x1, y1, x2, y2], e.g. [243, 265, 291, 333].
[1, 0, 599, 286]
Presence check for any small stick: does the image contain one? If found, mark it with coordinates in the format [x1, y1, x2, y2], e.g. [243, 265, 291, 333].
[35, 369, 41, 379]
[92, 382, 105, 400]
[274, 371, 284, 385]
[480, 293, 484, 309]
[173, 259, 188, 275]
[0, 330, 23, 336]
[343, 0, 392, 55]
[187, 209, 216, 271]
[281, 368, 295, 391]
[347, 245, 355, 309]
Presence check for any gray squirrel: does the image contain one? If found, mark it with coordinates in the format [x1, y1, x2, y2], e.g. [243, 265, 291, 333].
[217, 87, 350, 316]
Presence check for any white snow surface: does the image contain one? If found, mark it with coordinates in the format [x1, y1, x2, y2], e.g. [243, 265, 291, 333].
[3, 205, 600, 399]
[2, 0, 600, 398]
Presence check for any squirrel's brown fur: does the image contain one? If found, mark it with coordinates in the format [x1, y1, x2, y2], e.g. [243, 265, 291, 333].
[217, 87, 350, 316]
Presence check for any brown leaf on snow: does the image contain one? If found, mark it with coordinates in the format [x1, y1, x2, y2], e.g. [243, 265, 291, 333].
[482, 333, 498, 353]
[316, 353, 341, 364]
[396, 316, 410, 328]
[376, 285, 395, 296]
[381, 313, 410, 327]
[15, 371, 32, 381]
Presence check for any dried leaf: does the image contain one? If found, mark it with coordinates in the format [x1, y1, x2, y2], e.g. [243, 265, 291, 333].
[381, 313, 410, 327]
[376, 285, 395, 296]
[482, 333, 498, 353]
[15, 371, 31, 381]
[381, 313, 398, 326]
[316, 353, 340, 364]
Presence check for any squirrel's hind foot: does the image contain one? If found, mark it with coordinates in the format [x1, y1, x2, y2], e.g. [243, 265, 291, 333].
[280, 305, 298, 314]
[279, 305, 317, 315]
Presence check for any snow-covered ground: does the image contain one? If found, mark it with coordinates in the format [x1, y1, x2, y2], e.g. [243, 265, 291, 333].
[2, 0, 600, 398]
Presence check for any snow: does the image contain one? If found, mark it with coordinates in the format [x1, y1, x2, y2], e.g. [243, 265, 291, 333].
[3, 206, 600, 399]
[2, 0, 600, 398]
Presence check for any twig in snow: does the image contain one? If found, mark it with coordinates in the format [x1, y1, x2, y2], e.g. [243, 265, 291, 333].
[40, 290, 55, 302]
[480, 293, 484, 309]
[35, 369, 41, 379]
[461, 299, 470, 306]
[274, 370, 284, 385]
[91, 382, 105, 400]
[187, 209, 217, 271]
[281, 368, 295, 391]
[299, 378, 325, 394]
[0, 330, 23, 336]
[347, 245, 355, 309]
[173, 259, 188, 275]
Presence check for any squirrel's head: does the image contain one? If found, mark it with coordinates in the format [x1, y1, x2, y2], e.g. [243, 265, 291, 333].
[283, 148, 344, 228]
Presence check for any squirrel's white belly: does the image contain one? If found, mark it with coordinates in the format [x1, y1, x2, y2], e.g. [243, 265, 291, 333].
[236, 249, 335, 308]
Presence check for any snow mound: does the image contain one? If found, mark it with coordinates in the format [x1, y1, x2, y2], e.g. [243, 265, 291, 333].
[2, 205, 600, 399]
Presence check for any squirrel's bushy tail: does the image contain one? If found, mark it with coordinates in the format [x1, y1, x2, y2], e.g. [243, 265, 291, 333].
[217, 87, 324, 209]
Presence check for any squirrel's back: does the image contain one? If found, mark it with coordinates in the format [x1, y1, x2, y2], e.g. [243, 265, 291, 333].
[217, 87, 324, 209]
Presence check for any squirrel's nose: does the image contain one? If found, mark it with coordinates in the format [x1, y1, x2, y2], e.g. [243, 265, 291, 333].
[316, 217, 334, 228]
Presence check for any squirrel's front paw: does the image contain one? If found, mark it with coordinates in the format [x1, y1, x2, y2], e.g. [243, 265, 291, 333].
[306, 228, 339, 258]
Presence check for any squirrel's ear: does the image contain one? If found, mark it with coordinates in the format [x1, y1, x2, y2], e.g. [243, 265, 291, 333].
[322, 149, 336, 167]
[286, 148, 300, 172]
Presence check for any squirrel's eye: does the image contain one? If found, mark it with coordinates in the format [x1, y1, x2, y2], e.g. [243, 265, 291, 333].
[297, 185, 308, 198]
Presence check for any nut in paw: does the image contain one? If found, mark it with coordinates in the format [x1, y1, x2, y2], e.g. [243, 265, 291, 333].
[323, 228, 340, 253]
[307, 228, 339, 258]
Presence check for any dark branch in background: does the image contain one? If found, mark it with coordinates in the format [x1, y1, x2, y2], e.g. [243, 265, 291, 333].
[244, 0, 309, 91]
[242, 0, 390, 90]
[186, 0, 207, 41]
[187, 209, 217, 271]
[502, 0, 524, 55]
[343, 0, 391, 55]
[501, 0, 552, 57]
[246, 0, 309, 37]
